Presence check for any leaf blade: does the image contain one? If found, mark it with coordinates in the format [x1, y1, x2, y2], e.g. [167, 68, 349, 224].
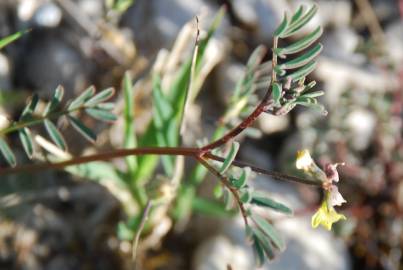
[276, 26, 322, 55]
[44, 119, 67, 151]
[68, 116, 96, 143]
[0, 137, 16, 167]
[280, 43, 323, 70]
[85, 108, 117, 122]
[251, 194, 293, 215]
[19, 128, 34, 159]
[252, 214, 285, 251]
[84, 87, 115, 106]
[68, 86, 95, 111]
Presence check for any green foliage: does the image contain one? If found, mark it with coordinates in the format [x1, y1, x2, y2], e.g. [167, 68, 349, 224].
[0, 86, 116, 166]
[269, 4, 326, 116]
[0, 29, 30, 50]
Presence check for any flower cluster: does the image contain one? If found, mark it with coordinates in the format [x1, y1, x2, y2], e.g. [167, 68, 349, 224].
[296, 150, 346, 230]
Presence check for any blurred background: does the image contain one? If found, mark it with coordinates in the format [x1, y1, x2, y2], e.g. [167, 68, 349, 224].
[0, 0, 402, 269]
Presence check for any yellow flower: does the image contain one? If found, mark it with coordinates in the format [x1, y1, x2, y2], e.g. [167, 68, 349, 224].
[295, 149, 327, 182]
[311, 194, 346, 230]
[296, 149, 314, 171]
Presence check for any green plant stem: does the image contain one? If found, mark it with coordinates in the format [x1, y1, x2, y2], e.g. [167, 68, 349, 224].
[196, 156, 249, 226]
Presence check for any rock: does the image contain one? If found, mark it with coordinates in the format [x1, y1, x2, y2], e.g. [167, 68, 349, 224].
[192, 235, 254, 270]
[316, 0, 352, 28]
[345, 109, 376, 151]
[0, 53, 11, 90]
[78, 0, 104, 20]
[232, 0, 289, 43]
[33, 2, 62, 28]
[258, 113, 290, 134]
[385, 21, 403, 67]
[315, 56, 399, 107]
[18, 0, 42, 22]
[372, 0, 401, 23]
[15, 34, 89, 98]
[121, 0, 225, 56]
[321, 27, 362, 63]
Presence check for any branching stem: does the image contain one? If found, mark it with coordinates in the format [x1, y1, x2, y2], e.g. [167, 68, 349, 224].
[196, 156, 249, 226]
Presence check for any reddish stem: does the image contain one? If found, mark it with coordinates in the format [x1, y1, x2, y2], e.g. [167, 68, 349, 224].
[196, 156, 249, 226]
[201, 37, 278, 153]
[0, 147, 199, 176]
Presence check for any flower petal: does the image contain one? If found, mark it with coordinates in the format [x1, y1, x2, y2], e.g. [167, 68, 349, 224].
[311, 199, 346, 230]
[296, 149, 314, 171]
[324, 162, 344, 183]
[328, 185, 346, 207]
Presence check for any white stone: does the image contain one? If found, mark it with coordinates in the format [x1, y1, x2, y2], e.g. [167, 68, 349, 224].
[322, 28, 361, 60]
[18, 0, 41, 21]
[193, 235, 254, 270]
[316, 0, 352, 28]
[0, 53, 11, 90]
[385, 21, 403, 66]
[78, 0, 104, 19]
[258, 113, 290, 134]
[345, 109, 376, 151]
[33, 2, 62, 28]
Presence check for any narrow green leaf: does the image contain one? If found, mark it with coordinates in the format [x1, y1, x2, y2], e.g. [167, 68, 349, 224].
[43, 85, 64, 116]
[252, 236, 266, 267]
[0, 137, 16, 167]
[280, 43, 323, 70]
[294, 97, 327, 115]
[230, 167, 251, 189]
[251, 194, 293, 215]
[219, 141, 240, 174]
[68, 116, 96, 143]
[223, 188, 234, 210]
[287, 60, 317, 82]
[240, 188, 252, 203]
[276, 26, 322, 55]
[252, 214, 285, 251]
[213, 184, 224, 199]
[272, 83, 282, 107]
[20, 94, 39, 120]
[19, 128, 34, 159]
[252, 227, 275, 260]
[122, 72, 138, 173]
[68, 86, 95, 111]
[281, 5, 318, 37]
[96, 102, 114, 111]
[0, 29, 30, 50]
[300, 90, 324, 98]
[290, 5, 305, 24]
[44, 119, 67, 151]
[273, 13, 288, 37]
[84, 87, 115, 106]
[273, 66, 286, 76]
[85, 108, 117, 122]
